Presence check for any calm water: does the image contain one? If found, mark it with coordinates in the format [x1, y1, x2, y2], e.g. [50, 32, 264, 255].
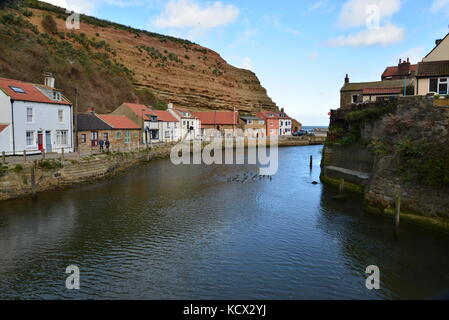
[0, 145, 449, 300]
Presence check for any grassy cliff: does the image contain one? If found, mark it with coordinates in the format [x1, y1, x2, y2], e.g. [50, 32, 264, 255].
[0, 0, 278, 113]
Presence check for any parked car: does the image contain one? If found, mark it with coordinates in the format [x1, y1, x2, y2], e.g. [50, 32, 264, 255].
[293, 130, 308, 137]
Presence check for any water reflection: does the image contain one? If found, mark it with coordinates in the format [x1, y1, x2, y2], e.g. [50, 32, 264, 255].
[0, 146, 448, 299]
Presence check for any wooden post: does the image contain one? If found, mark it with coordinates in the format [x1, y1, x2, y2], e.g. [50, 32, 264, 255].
[23, 150, 27, 162]
[61, 148, 65, 160]
[395, 195, 401, 237]
[310, 155, 313, 168]
[339, 179, 345, 194]
[2, 151, 6, 164]
[41, 149, 45, 160]
[31, 162, 37, 200]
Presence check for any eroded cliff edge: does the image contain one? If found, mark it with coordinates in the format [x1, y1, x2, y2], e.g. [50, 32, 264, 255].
[321, 96, 449, 222]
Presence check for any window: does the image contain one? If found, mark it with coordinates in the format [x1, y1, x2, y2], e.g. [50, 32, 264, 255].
[58, 110, 64, 123]
[247, 120, 253, 124]
[134, 132, 139, 138]
[280, 121, 283, 126]
[26, 131, 34, 146]
[125, 130, 131, 144]
[10, 86, 25, 94]
[56, 130, 68, 145]
[53, 91, 61, 101]
[352, 95, 358, 103]
[81, 134, 86, 144]
[174, 122, 177, 128]
[103, 132, 109, 140]
[430, 78, 438, 93]
[116, 131, 122, 139]
[438, 78, 448, 95]
[183, 121, 186, 126]
[259, 121, 264, 125]
[167, 122, 171, 128]
[26, 107, 33, 122]
[165, 131, 170, 139]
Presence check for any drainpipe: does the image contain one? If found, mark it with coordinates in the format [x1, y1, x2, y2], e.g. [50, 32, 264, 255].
[11, 99, 15, 155]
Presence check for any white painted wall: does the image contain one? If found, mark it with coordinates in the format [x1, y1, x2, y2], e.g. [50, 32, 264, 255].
[422, 37, 449, 62]
[144, 120, 181, 143]
[279, 119, 292, 136]
[12, 100, 73, 154]
[0, 90, 11, 124]
[0, 126, 12, 154]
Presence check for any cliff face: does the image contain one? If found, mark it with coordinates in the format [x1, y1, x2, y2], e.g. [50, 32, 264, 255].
[0, 1, 277, 113]
[321, 97, 449, 218]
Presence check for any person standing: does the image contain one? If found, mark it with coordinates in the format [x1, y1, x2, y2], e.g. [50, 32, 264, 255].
[99, 139, 104, 152]
[105, 139, 110, 152]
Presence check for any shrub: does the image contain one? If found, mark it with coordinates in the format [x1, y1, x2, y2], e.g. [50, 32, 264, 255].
[41, 15, 58, 34]
[37, 159, 63, 170]
[14, 164, 23, 173]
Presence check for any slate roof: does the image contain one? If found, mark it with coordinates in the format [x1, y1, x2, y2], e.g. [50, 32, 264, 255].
[77, 113, 112, 131]
[341, 79, 410, 92]
[416, 60, 449, 77]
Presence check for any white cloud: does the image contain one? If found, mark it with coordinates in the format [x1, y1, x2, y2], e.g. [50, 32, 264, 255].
[308, 0, 335, 13]
[430, 0, 449, 12]
[153, 0, 239, 32]
[41, 0, 147, 14]
[264, 15, 301, 36]
[239, 57, 253, 70]
[394, 46, 425, 64]
[337, 0, 401, 29]
[328, 24, 404, 47]
[41, 0, 96, 14]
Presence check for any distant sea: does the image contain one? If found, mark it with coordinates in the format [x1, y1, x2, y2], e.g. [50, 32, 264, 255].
[302, 126, 328, 130]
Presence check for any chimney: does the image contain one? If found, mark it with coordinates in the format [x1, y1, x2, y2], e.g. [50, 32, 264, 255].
[345, 74, 350, 84]
[398, 57, 411, 76]
[436, 39, 443, 46]
[167, 103, 173, 110]
[281, 108, 285, 113]
[43, 72, 55, 88]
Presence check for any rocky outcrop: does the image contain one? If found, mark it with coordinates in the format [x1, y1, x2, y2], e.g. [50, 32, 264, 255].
[321, 96, 449, 219]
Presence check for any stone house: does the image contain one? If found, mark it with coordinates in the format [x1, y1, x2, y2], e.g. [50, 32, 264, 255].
[239, 116, 266, 138]
[340, 74, 412, 108]
[112, 103, 180, 144]
[77, 113, 141, 153]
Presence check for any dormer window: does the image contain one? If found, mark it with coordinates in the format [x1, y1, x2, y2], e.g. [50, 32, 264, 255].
[52, 91, 62, 101]
[10, 86, 26, 94]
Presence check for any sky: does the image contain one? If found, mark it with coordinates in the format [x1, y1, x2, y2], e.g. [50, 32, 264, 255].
[42, 0, 449, 125]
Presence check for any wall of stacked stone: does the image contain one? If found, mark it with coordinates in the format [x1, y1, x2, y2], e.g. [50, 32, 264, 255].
[322, 96, 449, 218]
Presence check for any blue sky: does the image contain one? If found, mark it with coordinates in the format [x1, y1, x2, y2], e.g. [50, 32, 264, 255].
[45, 0, 449, 125]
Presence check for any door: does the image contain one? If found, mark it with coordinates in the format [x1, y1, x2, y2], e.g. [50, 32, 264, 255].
[37, 132, 43, 151]
[45, 131, 52, 152]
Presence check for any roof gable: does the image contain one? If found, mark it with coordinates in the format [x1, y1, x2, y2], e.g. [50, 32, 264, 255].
[423, 33, 449, 62]
[0, 77, 71, 105]
[97, 114, 140, 129]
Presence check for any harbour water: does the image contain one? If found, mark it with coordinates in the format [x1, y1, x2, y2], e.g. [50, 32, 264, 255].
[0, 145, 448, 299]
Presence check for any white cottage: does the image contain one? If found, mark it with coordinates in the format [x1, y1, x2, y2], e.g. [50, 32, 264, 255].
[167, 103, 201, 140]
[0, 75, 73, 155]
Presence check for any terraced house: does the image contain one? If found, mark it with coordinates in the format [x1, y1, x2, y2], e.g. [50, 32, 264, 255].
[0, 74, 73, 155]
[77, 112, 141, 153]
[257, 109, 292, 137]
[112, 103, 180, 143]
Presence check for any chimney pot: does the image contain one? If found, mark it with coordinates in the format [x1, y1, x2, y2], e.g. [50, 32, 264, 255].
[43, 72, 55, 88]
